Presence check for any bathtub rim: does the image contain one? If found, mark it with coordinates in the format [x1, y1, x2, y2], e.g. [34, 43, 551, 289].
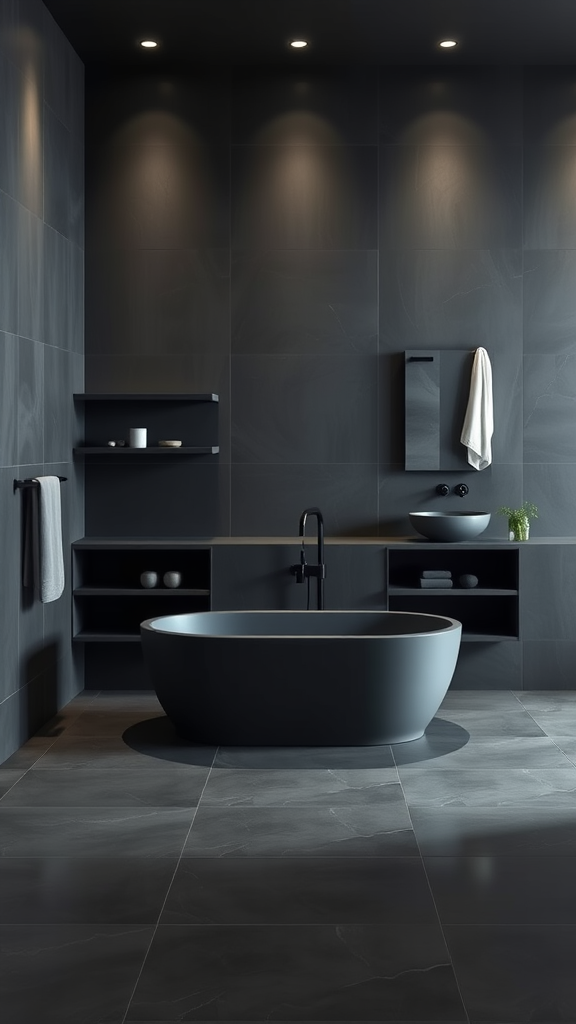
[140, 608, 462, 641]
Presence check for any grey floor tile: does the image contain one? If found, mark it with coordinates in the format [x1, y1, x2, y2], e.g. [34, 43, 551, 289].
[29, 734, 216, 770]
[410, 805, 576, 856]
[0, 770, 24, 798]
[519, 710, 576, 735]
[214, 745, 395, 769]
[514, 691, 576, 712]
[0, 767, 209, 807]
[0, 857, 176, 924]
[201, 767, 400, 806]
[431, 709, 546, 737]
[160, 856, 439, 925]
[0, 807, 195, 857]
[393, 734, 574, 770]
[398, 767, 576, 808]
[0, 924, 153, 1024]
[425, 856, 576, 925]
[64, 709, 165, 736]
[441, 691, 525, 710]
[126, 923, 466, 1021]
[183, 803, 418, 857]
[445, 924, 576, 1022]
[0, 736, 58, 770]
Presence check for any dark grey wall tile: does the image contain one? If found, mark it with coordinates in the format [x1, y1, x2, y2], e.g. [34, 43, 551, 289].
[380, 66, 523, 147]
[44, 105, 84, 245]
[43, 4, 83, 133]
[524, 145, 576, 249]
[17, 336, 44, 465]
[44, 346, 72, 463]
[0, 468, 20, 702]
[232, 353, 377, 464]
[0, 190, 18, 334]
[68, 241, 84, 353]
[232, 144, 377, 249]
[87, 139, 229, 251]
[523, 464, 576, 539]
[17, 205, 43, 341]
[523, 67, 576, 146]
[520, 544, 576, 640]
[232, 68, 378, 145]
[523, 250, 576, 356]
[231, 462, 378, 536]
[232, 249, 377, 355]
[0, 49, 19, 199]
[86, 72, 230, 147]
[524, 354, 576, 463]
[87, 248, 229, 357]
[523, 640, 576, 689]
[449, 641, 522, 690]
[379, 145, 522, 250]
[0, 332, 17, 466]
[378, 463, 523, 539]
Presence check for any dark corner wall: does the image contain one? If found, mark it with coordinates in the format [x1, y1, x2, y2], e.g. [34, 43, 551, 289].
[85, 64, 576, 540]
[0, 0, 84, 763]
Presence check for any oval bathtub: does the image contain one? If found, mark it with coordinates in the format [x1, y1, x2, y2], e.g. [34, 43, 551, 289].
[140, 610, 461, 745]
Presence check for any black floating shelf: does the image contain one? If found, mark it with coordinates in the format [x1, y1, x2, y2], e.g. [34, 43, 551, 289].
[389, 588, 518, 597]
[73, 446, 219, 455]
[73, 393, 219, 402]
[73, 632, 143, 643]
[462, 633, 519, 642]
[73, 588, 210, 597]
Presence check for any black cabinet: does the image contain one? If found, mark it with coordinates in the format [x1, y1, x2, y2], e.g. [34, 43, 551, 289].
[72, 540, 212, 642]
[387, 545, 519, 641]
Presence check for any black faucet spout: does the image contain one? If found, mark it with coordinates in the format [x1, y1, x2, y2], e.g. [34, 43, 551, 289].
[294, 506, 325, 610]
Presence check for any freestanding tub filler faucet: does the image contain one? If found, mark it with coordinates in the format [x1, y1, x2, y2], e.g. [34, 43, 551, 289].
[291, 506, 326, 610]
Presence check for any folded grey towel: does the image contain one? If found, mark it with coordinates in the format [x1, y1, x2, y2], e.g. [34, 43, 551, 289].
[420, 578, 453, 588]
[34, 476, 65, 603]
[421, 570, 452, 579]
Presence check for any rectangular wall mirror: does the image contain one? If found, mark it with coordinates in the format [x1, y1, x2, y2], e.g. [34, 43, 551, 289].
[404, 349, 476, 471]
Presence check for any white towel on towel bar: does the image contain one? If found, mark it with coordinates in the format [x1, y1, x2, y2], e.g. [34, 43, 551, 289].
[460, 347, 494, 471]
[33, 476, 65, 602]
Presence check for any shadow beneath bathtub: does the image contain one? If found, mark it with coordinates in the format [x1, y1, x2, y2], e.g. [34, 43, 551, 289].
[122, 715, 469, 769]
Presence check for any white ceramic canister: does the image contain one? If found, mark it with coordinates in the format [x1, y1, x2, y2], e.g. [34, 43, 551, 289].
[163, 571, 182, 589]
[129, 427, 147, 448]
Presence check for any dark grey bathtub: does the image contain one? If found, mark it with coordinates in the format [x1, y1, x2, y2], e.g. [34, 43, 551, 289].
[140, 610, 462, 745]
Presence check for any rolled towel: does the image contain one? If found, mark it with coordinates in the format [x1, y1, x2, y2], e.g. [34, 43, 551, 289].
[421, 570, 452, 579]
[33, 476, 65, 603]
[420, 578, 453, 589]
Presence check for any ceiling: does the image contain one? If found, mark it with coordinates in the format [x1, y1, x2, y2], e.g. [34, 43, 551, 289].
[41, 0, 576, 69]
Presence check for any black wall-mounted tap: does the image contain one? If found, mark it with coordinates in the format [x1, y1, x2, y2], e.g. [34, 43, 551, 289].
[291, 506, 325, 610]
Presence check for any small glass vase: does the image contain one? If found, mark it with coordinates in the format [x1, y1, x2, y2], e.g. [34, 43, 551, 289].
[509, 518, 530, 542]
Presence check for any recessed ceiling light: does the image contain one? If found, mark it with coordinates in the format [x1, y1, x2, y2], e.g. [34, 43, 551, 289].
[290, 39, 309, 49]
[439, 39, 458, 49]
[140, 39, 159, 49]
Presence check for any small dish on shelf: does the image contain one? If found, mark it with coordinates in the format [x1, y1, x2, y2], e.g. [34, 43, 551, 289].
[157, 440, 182, 447]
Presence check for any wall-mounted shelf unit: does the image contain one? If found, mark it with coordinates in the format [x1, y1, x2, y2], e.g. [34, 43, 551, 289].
[73, 393, 219, 454]
[72, 540, 212, 643]
[387, 545, 519, 641]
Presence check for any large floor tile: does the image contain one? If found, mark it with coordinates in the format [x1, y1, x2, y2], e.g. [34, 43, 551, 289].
[514, 691, 576, 712]
[0, 737, 59, 770]
[160, 857, 439, 925]
[445, 924, 576, 1022]
[126, 923, 466, 1021]
[0, 924, 153, 1024]
[425, 856, 576, 925]
[392, 735, 574, 770]
[29, 734, 216, 770]
[430, 709, 546, 737]
[0, 807, 195, 857]
[0, 771, 24, 798]
[183, 803, 419, 857]
[410, 804, 576, 856]
[201, 767, 400, 806]
[398, 767, 576, 808]
[0, 767, 210, 807]
[63, 709, 165, 737]
[214, 745, 395, 769]
[0, 857, 176, 924]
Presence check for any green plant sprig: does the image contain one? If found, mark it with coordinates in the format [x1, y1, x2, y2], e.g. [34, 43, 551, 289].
[497, 501, 538, 521]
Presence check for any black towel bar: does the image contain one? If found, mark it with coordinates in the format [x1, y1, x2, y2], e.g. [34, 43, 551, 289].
[13, 476, 67, 491]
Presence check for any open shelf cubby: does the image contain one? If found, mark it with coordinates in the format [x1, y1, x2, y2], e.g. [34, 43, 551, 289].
[387, 545, 519, 641]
